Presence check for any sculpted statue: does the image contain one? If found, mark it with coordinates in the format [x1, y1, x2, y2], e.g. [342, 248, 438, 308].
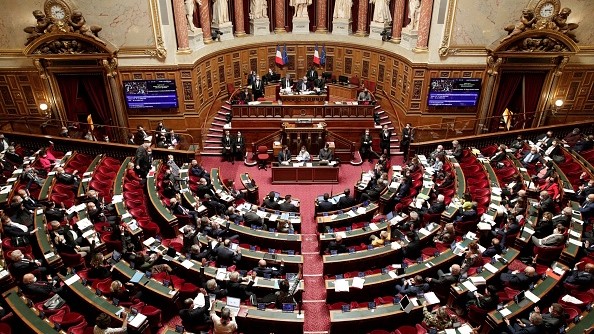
[333, 0, 353, 19]
[501, 9, 536, 42]
[551, 7, 579, 42]
[24, 10, 51, 45]
[405, 0, 421, 30]
[69, 10, 105, 45]
[212, 0, 230, 25]
[185, 0, 198, 32]
[370, 0, 391, 23]
[249, 0, 268, 19]
[290, 0, 312, 18]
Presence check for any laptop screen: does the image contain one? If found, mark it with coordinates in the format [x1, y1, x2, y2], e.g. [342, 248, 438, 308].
[386, 211, 394, 220]
[282, 303, 295, 312]
[226, 297, 241, 308]
[399, 295, 410, 310]
[112, 250, 121, 262]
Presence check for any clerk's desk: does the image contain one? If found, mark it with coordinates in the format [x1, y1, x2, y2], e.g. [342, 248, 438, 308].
[279, 91, 328, 105]
[271, 161, 339, 184]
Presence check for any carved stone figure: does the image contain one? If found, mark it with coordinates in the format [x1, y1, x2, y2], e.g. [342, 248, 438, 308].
[69, 10, 105, 45]
[486, 55, 502, 76]
[23, 10, 51, 45]
[185, 0, 198, 32]
[250, 0, 268, 19]
[370, 0, 391, 23]
[405, 0, 421, 30]
[212, 0, 230, 25]
[552, 7, 579, 42]
[502, 8, 536, 42]
[333, 0, 353, 19]
[290, 0, 312, 18]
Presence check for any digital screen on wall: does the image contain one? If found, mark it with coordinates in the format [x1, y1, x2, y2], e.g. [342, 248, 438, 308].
[123, 80, 179, 109]
[427, 78, 481, 107]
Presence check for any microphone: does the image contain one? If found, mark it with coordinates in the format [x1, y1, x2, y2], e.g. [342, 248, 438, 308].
[166, 269, 175, 290]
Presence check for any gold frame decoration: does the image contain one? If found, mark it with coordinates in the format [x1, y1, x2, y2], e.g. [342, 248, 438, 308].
[119, 0, 167, 59]
[439, 0, 487, 57]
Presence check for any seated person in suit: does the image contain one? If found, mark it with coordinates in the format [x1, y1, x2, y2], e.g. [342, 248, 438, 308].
[357, 88, 371, 102]
[531, 211, 555, 238]
[243, 204, 266, 229]
[482, 238, 503, 257]
[455, 201, 478, 223]
[401, 231, 422, 260]
[226, 271, 256, 301]
[237, 87, 252, 104]
[360, 179, 387, 202]
[426, 264, 461, 291]
[317, 193, 335, 212]
[279, 194, 299, 212]
[579, 194, 594, 223]
[55, 166, 80, 190]
[325, 234, 348, 254]
[534, 191, 555, 217]
[254, 278, 295, 308]
[500, 266, 538, 291]
[168, 196, 200, 224]
[531, 224, 566, 247]
[179, 289, 213, 327]
[496, 215, 521, 248]
[278, 145, 291, 164]
[543, 140, 565, 163]
[280, 74, 293, 92]
[520, 304, 564, 334]
[190, 160, 210, 183]
[464, 285, 499, 311]
[296, 146, 310, 162]
[535, 130, 555, 150]
[252, 259, 285, 278]
[213, 239, 242, 267]
[318, 143, 333, 162]
[574, 134, 594, 152]
[10, 250, 48, 281]
[205, 278, 227, 299]
[562, 128, 583, 147]
[564, 262, 594, 288]
[395, 275, 429, 296]
[21, 273, 63, 301]
[503, 312, 544, 334]
[263, 191, 280, 210]
[337, 189, 356, 209]
[296, 76, 310, 93]
[521, 146, 541, 166]
[88, 253, 111, 280]
[449, 140, 463, 161]
[433, 223, 456, 245]
[189, 244, 210, 262]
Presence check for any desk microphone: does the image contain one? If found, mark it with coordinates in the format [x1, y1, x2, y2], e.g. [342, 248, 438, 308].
[166, 269, 175, 289]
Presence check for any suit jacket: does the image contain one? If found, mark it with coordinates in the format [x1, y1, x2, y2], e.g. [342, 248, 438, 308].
[500, 272, 538, 290]
[134, 146, 150, 173]
[326, 241, 348, 254]
[427, 201, 446, 214]
[579, 201, 594, 222]
[12, 259, 39, 279]
[307, 69, 318, 81]
[252, 265, 284, 278]
[235, 136, 245, 152]
[380, 130, 392, 147]
[360, 134, 372, 149]
[3, 223, 28, 237]
[539, 198, 555, 215]
[278, 150, 291, 163]
[263, 198, 280, 210]
[22, 197, 41, 211]
[226, 280, 254, 300]
[319, 148, 333, 161]
[179, 297, 211, 327]
[565, 269, 594, 286]
[56, 172, 78, 185]
[252, 80, 263, 95]
[23, 281, 58, 300]
[317, 200, 335, 212]
[522, 152, 541, 164]
[279, 202, 298, 213]
[337, 196, 356, 209]
[281, 77, 293, 89]
[452, 146, 463, 161]
[431, 273, 459, 289]
[221, 135, 233, 151]
[296, 79, 309, 92]
[507, 323, 543, 334]
[213, 246, 241, 267]
[243, 211, 263, 227]
[491, 151, 506, 163]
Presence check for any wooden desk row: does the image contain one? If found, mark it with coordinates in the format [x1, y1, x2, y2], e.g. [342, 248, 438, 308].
[147, 160, 178, 231]
[316, 202, 379, 232]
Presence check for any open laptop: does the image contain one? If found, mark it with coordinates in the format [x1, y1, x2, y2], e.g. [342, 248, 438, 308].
[226, 297, 241, 317]
[282, 303, 295, 313]
[109, 250, 122, 265]
[399, 295, 414, 313]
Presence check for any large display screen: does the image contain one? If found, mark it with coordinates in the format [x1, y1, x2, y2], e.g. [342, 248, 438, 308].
[123, 80, 179, 109]
[428, 78, 481, 107]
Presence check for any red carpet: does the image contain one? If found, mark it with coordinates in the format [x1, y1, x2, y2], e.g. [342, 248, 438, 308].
[196, 156, 402, 333]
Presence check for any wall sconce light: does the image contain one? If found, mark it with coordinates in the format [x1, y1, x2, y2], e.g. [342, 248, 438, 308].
[39, 103, 51, 118]
[550, 99, 563, 116]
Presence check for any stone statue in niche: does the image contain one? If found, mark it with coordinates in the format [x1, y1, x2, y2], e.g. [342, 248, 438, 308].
[69, 11, 105, 45]
[405, 0, 421, 30]
[249, 0, 268, 19]
[370, 0, 391, 23]
[24, 10, 51, 45]
[185, 0, 198, 32]
[502, 8, 536, 42]
[333, 0, 353, 19]
[290, 0, 312, 18]
[212, 0, 230, 25]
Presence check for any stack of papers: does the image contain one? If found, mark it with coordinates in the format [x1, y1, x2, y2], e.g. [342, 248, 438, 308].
[423, 291, 440, 305]
[351, 277, 365, 289]
[334, 279, 349, 292]
[462, 280, 477, 292]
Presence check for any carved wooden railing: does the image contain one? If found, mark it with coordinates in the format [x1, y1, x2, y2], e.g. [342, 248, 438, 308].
[251, 130, 283, 157]
[326, 130, 356, 163]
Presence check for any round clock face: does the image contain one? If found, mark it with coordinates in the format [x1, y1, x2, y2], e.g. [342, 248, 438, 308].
[539, 3, 555, 18]
[50, 5, 66, 20]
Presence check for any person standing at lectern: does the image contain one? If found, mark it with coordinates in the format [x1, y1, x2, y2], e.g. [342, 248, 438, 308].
[281, 74, 293, 92]
[252, 75, 264, 101]
[264, 68, 276, 84]
[221, 130, 234, 163]
[247, 70, 257, 86]
[401, 123, 414, 161]
[307, 67, 318, 82]
[379, 124, 392, 158]
[358, 88, 371, 102]
[360, 129, 374, 163]
[278, 145, 292, 164]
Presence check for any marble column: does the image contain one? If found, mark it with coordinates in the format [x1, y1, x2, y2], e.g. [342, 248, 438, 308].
[172, 0, 190, 51]
[316, 0, 328, 33]
[391, 0, 406, 42]
[234, 0, 246, 36]
[275, 0, 287, 33]
[355, 0, 368, 36]
[414, 0, 434, 51]
[199, 0, 213, 43]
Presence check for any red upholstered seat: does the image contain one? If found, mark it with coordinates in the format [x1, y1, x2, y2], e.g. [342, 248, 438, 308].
[35, 301, 70, 316]
[395, 325, 417, 334]
[131, 302, 162, 328]
[467, 304, 488, 327]
[49, 310, 84, 330]
[0, 322, 11, 334]
[64, 320, 88, 334]
[256, 145, 270, 169]
[59, 252, 86, 269]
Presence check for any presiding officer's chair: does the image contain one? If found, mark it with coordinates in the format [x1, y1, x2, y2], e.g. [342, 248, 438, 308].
[256, 146, 270, 170]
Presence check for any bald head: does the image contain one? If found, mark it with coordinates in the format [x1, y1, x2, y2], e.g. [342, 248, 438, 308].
[335, 234, 343, 243]
[524, 266, 536, 276]
[450, 264, 461, 275]
[258, 259, 267, 267]
[437, 194, 445, 203]
[23, 273, 35, 284]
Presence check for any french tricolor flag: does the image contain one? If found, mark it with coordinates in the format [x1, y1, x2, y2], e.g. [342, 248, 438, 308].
[275, 45, 284, 66]
[313, 44, 320, 66]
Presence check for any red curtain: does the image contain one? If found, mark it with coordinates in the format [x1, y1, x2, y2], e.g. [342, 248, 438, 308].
[522, 73, 547, 128]
[81, 75, 111, 137]
[55, 75, 79, 122]
[490, 72, 523, 132]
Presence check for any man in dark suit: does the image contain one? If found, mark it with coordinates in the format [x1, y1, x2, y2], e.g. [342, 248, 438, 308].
[252, 259, 284, 278]
[482, 238, 503, 257]
[196, 178, 215, 198]
[278, 146, 291, 164]
[247, 70, 257, 86]
[360, 179, 387, 202]
[226, 271, 255, 301]
[190, 160, 210, 183]
[504, 312, 544, 334]
[134, 126, 148, 145]
[243, 204, 266, 229]
[395, 275, 429, 296]
[379, 125, 392, 158]
[576, 179, 594, 204]
[306, 67, 318, 82]
[426, 264, 461, 290]
[426, 194, 446, 214]
[221, 130, 234, 163]
[400, 123, 414, 160]
[450, 140, 463, 161]
[55, 167, 80, 190]
[5, 146, 23, 165]
[500, 266, 538, 291]
[179, 288, 212, 327]
[360, 129, 374, 163]
[296, 76, 310, 93]
[237, 87, 251, 104]
[234, 131, 245, 162]
[263, 191, 280, 210]
[535, 130, 554, 149]
[213, 239, 242, 267]
[135, 142, 151, 178]
[522, 146, 541, 166]
[251, 75, 264, 100]
[281, 74, 293, 91]
[535, 191, 555, 217]
[317, 193, 335, 212]
[579, 194, 594, 223]
[564, 262, 594, 287]
[1, 215, 29, 237]
[337, 189, 357, 209]
[279, 195, 298, 212]
[520, 304, 563, 333]
[17, 189, 42, 212]
[168, 197, 199, 223]
[10, 250, 48, 280]
[22, 273, 63, 301]
[325, 235, 348, 254]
